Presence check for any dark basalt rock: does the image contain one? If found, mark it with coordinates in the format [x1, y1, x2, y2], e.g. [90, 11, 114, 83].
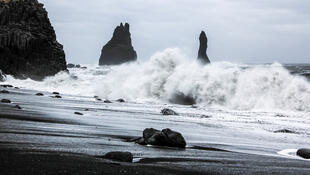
[35, 93, 44, 96]
[137, 128, 186, 148]
[74, 112, 83, 115]
[0, 90, 9, 94]
[67, 63, 75, 68]
[52, 92, 60, 95]
[51, 95, 62, 99]
[197, 31, 211, 64]
[0, 84, 13, 88]
[274, 129, 296, 134]
[0, 70, 6, 82]
[116, 98, 125, 103]
[297, 148, 310, 159]
[104, 100, 112, 103]
[1, 99, 11, 103]
[101, 152, 133, 163]
[161, 108, 178, 115]
[14, 104, 22, 109]
[0, 0, 67, 80]
[99, 23, 137, 65]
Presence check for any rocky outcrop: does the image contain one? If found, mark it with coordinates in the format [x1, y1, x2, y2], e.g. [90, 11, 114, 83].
[136, 128, 186, 148]
[0, 0, 67, 80]
[197, 31, 210, 64]
[99, 23, 137, 65]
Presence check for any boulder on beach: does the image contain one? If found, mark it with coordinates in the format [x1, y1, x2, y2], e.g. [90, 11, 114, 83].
[297, 148, 310, 159]
[117, 99, 125, 103]
[99, 23, 137, 65]
[137, 128, 186, 148]
[0, 0, 67, 80]
[36, 93, 44, 96]
[101, 151, 133, 163]
[197, 31, 211, 64]
[1, 99, 11, 103]
[0, 90, 9, 94]
[161, 108, 178, 115]
[274, 129, 295, 134]
[104, 100, 112, 103]
[74, 112, 83, 115]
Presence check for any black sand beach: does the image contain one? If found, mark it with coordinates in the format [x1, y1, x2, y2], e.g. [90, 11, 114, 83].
[1, 86, 310, 175]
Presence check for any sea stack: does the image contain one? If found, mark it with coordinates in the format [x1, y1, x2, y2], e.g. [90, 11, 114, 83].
[197, 31, 210, 64]
[0, 0, 67, 80]
[99, 23, 137, 65]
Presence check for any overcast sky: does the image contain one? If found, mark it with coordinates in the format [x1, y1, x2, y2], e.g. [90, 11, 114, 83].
[40, 0, 310, 64]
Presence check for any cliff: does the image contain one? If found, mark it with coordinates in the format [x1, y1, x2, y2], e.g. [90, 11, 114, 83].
[99, 23, 137, 65]
[0, 0, 67, 80]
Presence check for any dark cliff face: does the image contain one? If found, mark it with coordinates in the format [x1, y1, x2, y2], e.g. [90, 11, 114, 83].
[99, 23, 137, 65]
[197, 31, 210, 64]
[0, 0, 67, 80]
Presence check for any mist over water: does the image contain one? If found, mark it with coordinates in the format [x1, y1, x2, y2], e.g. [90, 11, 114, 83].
[4, 48, 310, 112]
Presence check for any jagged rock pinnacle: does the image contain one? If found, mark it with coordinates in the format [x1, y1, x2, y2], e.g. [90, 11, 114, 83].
[197, 31, 211, 64]
[99, 23, 137, 65]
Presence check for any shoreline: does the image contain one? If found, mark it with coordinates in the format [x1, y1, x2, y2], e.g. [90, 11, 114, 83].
[1, 86, 310, 174]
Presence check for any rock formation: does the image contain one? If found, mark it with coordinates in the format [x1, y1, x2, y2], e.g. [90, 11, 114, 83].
[197, 31, 210, 64]
[99, 23, 137, 65]
[135, 128, 187, 148]
[0, 0, 67, 80]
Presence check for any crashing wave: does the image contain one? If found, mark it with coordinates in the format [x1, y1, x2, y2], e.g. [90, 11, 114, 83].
[2, 48, 310, 112]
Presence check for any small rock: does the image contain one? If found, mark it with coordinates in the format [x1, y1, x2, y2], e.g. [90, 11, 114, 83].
[74, 112, 83, 115]
[81, 66, 87, 69]
[200, 115, 212, 118]
[14, 105, 22, 109]
[75, 64, 81, 68]
[0, 90, 9, 94]
[161, 108, 178, 115]
[96, 98, 102, 101]
[14, 87, 20, 89]
[53, 95, 62, 99]
[36, 93, 44, 96]
[52, 92, 60, 95]
[117, 99, 125, 103]
[1, 99, 11, 103]
[297, 148, 310, 159]
[0, 84, 13, 88]
[101, 152, 133, 163]
[104, 100, 112, 103]
[67, 63, 75, 68]
[274, 129, 295, 134]
[84, 109, 89, 111]
[94, 96, 99, 98]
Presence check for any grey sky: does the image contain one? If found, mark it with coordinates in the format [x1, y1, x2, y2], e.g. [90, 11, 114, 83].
[40, 0, 310, 64]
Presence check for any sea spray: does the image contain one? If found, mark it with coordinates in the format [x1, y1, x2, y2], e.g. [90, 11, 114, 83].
[2, 48, 310, 112]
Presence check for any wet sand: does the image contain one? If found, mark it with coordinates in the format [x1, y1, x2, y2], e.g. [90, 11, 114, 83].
[1, 86, 310, 175]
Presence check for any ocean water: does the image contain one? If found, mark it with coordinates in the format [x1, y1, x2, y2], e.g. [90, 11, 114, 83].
[1, 48, 310, 159]
[4, 48, 310, 112]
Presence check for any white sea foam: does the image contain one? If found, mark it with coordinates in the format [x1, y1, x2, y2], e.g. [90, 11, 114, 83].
[2, 48, 310, 112]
